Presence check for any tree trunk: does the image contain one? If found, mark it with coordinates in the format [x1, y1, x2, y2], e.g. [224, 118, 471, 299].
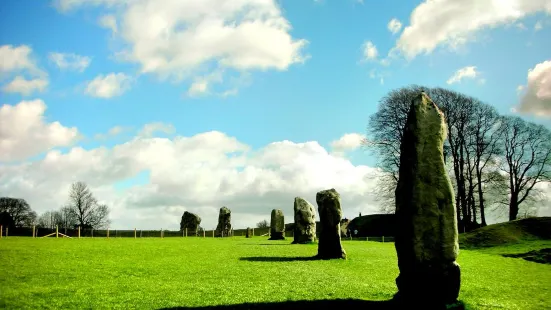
[509, 193, 519, 221]
[476, 173, 487, 226]
[452, 162, 464, 232]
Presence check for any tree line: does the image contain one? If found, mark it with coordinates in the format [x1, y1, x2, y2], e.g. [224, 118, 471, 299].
[0, 181, 110, 230]
[365, 85, 551, 232]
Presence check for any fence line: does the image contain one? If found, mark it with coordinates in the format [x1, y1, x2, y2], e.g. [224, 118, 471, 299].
[0, 225, 394, 242]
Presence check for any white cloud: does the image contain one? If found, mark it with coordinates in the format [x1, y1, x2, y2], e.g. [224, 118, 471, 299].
[54, 0, 309, 93]
[54, 0, 127, 12]
[2, 76, 48, 95]
[330, 133, 365, 156]
[0, 99, 79, 162]
[517, 85, 525, 94]
[362, 41, 378, 60]
[187, 81, 209, 97]
[446, 66, 481, 84]
[85, 72, 132, 98]
[0, 129, 384, 230]
[138, 122, 176, 138]
[515, 22, 527, 30]
[0, 45, 46, 77]
[99, 14, 118, 33]
[517, 60, 551, 117]
[48, 52, 91, 72]
[94, 126, 128, 140]
[394, 0, 551, 59]
[220, 88, 238, 98]
[388, 18, 402, 34]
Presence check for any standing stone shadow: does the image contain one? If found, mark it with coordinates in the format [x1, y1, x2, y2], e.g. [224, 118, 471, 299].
[157, 298, 466, 310]
[239, 256, 321, 262]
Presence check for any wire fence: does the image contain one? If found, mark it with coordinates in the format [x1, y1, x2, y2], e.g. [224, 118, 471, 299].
[0, 225, 394, 242]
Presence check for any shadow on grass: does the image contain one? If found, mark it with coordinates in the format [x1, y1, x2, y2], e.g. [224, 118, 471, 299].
[239, 256, 321, 262]
[159, 298, 466, 310]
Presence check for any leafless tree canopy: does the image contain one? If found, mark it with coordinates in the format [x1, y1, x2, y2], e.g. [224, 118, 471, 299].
[365, 85, 551, 230]
[37, 207, 78, 229]
[256, 219, 269, 228]
[499, 116, 551, 221]
[66, 181, 111, 229]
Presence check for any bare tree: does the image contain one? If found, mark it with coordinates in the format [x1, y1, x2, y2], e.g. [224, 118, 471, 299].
[369, 173, 397, 214]
[0, 197, 36, 227]
[466, 102, 503, 226]
[66, 182, 111, 229]
[256, 219, 269, 228]
[37, 211, 54, 229]
[499, 116, 551, 221]
[363, 85, 429, 212]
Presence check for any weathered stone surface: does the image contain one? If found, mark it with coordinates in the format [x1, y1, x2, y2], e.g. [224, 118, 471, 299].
[215, 207, 232, 237]
[246, 227, 253, 238]
[180, 211, 201, 235]
[269, 209, 285, 240]
[340, 218, 350, 237]
[394, 92, 461, 306]
[293, 197, 317, 244]
[316, 189, 346, 259]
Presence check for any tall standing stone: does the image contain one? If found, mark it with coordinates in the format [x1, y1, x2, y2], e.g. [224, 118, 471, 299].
[269, 209, 285, 240]
[316, 189, 346, 259]
[215, 207, 232, 237]
[246, 227, 253, 238]
[180, 211, 201, 235]
[394, 92, 460, 306]
[292, 197, 317, 244]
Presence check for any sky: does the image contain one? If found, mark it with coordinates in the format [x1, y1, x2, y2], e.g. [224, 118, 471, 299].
[1, 0, 550, 230]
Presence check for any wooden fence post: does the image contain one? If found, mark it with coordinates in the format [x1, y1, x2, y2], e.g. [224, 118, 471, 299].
[78, 226, 81, 239]
[0, 225, 2, 239]
[56, 225, 59, 238]
[161, 228, 163, 238]
[203, 230, 205, 238]
[107, 228, 110, 239]
[134, 228, 136, 239]
[32, 225, 35, 238]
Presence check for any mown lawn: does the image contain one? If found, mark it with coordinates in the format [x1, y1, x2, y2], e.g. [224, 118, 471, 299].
[0, 237, 550, 309]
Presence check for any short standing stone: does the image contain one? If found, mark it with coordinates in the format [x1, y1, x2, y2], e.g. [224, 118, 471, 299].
[180, 211, 201, 235]
[316, 188, 346, 259]
[292, 197, 317, 244]
[268, 209, 285, 240]
[215, 207, 232, 237]
[246, 227, 253, 238]
[394, 92, 461, 306]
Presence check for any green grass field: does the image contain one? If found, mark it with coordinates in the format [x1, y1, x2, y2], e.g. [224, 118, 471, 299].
[1, 237, 550, 309]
